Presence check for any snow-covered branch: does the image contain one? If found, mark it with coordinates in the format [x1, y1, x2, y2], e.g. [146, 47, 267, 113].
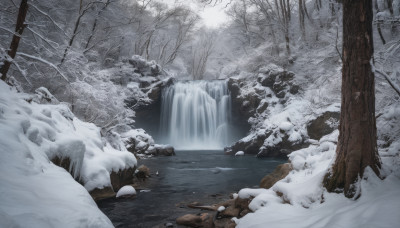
[28, 3, 70, 39]
[375, 69, 400, 97]
[16, 52, 68, 82]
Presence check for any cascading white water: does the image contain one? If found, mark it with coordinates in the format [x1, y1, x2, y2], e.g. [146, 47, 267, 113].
[160, 80, 232, 150]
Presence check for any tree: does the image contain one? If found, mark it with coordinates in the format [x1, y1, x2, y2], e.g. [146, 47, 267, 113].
[190, 30, 214, 80]
[1, 0, 28, 81]
[323, 0, 382, 198]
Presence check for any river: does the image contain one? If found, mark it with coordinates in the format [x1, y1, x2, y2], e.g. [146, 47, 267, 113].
[97, 150, 285, 227]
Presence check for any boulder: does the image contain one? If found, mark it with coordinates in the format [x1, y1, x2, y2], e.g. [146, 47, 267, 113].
[219, 206, 240, 218]
[225, 131, 269, 155]
[147, 144, 175, 156]
[176, 213, 214, 228]
[260, 163, 292, 189]
[90, 187, 116, 201]
[110, 167, 136, 192]
[234, 197, 250, 211]
[136, 165, 150, 179]
[307, 112, 340, 140]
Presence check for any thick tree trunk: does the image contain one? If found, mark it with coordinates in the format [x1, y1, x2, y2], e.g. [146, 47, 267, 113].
[1, 0, 28, 81]
[323, 0, 381, 198]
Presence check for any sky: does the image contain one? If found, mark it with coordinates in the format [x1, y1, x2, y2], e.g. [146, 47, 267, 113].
[164, 0, 230, 28]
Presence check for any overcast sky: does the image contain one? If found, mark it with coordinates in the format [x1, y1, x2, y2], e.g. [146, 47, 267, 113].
[163, 0, 230, 28]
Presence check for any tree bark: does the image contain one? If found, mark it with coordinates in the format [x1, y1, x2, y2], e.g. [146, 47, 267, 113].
[1, 0, 28, 81]
[299, 0, 306, 41]
[323, 0, 381, 198]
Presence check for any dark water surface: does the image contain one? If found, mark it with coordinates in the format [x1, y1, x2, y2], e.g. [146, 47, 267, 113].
[97, 150, 285, 228]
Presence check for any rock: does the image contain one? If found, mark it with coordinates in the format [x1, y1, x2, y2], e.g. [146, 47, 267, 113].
[239, 209, 250, 217]
[307, 111, 340, 140]
[136, 165, 150, 179]
[234, 197, 250, 211]
[110, 167, 136, 192]
[260, 163, 292, 189]
[235, 151, 244, 156]
[276, 90, 286, 98]
[51, 156, 79, 181]
[90, 187, 116, 201]
[165, 222, 174, 228]
[289, 85, 300, 95]
[139, 76, 158, 88]
[147, 144, 175, 156]
[147, 84, 162, 101]
[256, 100, 268, 114]
[213, 218, 236, 228]
[116, 185, 137, 198]
[176, 213, 214, 228]
[225, 131, 269, 155]
[220, 206, 240, 218]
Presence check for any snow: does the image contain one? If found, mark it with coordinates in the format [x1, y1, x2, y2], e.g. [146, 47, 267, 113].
[279, 121, 293, 132]
[116, 186, 137, 198]
[0, 81, 138, 227]
[235, 151, 245, 156]
[234, 130, 400, 228]
[218, 206, 226, 212]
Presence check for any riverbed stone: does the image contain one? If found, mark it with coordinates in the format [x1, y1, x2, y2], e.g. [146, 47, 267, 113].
[219, 206, 240, 218]
[136, 165, 150, 179]
[176, 213, 214, 228]
[90, 187, 116, 201]
[213, 218, 236, 228]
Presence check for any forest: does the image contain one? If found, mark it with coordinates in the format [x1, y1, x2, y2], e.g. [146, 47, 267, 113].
[0, 0, 399, 227]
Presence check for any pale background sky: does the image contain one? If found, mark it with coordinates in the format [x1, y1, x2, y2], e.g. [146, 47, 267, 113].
[163, 0, 230, 28]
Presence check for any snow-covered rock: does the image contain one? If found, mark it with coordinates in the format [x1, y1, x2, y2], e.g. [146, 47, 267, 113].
[235, 151, 245, 156]
[218, 206, 226, 212]
[0, 81, 115, 227]
[116, 185, 137, 198]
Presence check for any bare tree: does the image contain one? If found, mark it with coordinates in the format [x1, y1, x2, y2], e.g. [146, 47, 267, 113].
[84, 0, 113, 49]
[191, 31, 215, 80]
[60, 0, 103, 64]
[1, 0, 28, 81]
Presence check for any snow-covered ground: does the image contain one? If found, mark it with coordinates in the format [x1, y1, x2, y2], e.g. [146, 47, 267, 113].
[220, 15, 400, 226]
[235, 130, 400, 228]
[0, 81, 139, 227]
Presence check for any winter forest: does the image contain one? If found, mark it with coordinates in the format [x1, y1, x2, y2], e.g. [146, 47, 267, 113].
[0, 0, 399, 227]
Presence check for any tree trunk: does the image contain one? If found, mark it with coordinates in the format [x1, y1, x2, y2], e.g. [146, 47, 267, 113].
[377, 22, 386, 45]
[85, 0, 111, 49]
[323, 0, 381, 198]
[299, 0, 306, 41]
[1, 0, 28, 81]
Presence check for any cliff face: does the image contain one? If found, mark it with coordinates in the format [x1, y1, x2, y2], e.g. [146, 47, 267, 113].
[225, 64, 340, 158]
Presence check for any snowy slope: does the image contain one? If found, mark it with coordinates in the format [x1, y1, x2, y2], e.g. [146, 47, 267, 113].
[235, 130, 400, 228]
[0, 81, 139, 227]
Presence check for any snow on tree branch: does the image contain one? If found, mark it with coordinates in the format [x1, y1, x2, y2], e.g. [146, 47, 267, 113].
[16, 52, 69, 82]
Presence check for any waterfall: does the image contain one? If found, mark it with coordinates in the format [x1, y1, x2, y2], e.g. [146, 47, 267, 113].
[160, 80, 232, 150]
